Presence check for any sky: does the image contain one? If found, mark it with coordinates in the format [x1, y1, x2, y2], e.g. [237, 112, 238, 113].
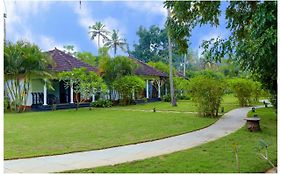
[4, 0, 230, 57]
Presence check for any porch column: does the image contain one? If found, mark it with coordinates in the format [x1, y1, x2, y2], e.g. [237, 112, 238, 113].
[158, 82, 161, 98]
[43, 80, 47, 105]
[70, 81, 74, 103]
[132, 89, 135, 100]
[165, 86, 168, 95]
[92, 92, 95, 102]
[146, 79, 149, 98]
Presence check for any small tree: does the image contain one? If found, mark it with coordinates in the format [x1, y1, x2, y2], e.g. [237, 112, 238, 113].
[58, 68, 106, 110]
[228, 78, 258, 107]
[4, 40, 53, 112]
[113, 75, 145, 105]
[188, 75, 226, 117]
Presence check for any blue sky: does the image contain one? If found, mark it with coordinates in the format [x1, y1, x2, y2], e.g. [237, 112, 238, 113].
[5, 1, 230, 57]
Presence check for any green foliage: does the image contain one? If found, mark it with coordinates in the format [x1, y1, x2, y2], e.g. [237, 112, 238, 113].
[228, 78, 261, 107]
[113, 75, 145, 105]
[58, 68, 107, 110]
[4, 96, 10, 112]
[89, 22, 110, 48]
[147, 61, 177, 75]
[173, 77, 189, 96]
[63, 45, 76, 56]
[91, 99, 112, 108]
[4, 40, 53, 112]
[188, 74, 226, 117]
[76, 51, 97, 66]
[162, 94, 171, 102]
[166, 1, 277, 105]
[104, 29, 127, 56]
[101, 56, 138, 88]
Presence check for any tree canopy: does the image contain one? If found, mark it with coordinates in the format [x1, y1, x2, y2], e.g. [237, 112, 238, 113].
[165, 1, 277, 101]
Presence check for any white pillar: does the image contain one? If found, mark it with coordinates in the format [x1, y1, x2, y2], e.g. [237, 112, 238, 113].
[146, 80, 149, 98]
[158, 82, 161, 98]
[132, 89, 135, 100]
[43, 80, 47, 105]
[165, 86, 168, 95]
[70, 82, 74, 103]
[92, 93, 95, 102]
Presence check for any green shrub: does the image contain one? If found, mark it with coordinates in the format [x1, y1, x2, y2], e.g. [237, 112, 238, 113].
[91, 99, 112, 108]
[113, 75, 145, 105]
[228, 78, 260, 107]
[162, 94, 171, 102]
[176, 94, 191, 100]
[188, 75, 226, 117]
[4, 96, 10, 112]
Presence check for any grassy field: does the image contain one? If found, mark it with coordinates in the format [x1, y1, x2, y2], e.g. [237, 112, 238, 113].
[114, 94, 257, 113]
[71, 107, 277, 173]
[4, 108, 216, 160]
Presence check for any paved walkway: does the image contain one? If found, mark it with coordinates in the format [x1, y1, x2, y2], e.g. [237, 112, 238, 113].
[4, 106, 259, 173]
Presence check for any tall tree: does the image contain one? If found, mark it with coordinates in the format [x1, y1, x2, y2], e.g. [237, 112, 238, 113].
[165, 1, 277, 106]
[167, 9, 177, 106]
[76, 51, 97, 66]
[104, 29, 127, 57]
[89, 22, 110, 49]
[63, 45, 76, 56]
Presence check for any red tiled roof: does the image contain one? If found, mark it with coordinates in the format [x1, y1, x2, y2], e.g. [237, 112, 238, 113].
[128, 57, 168, 78]
[47, 48, 98, 73]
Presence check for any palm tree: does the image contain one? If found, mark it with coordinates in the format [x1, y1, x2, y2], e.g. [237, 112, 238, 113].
[104, 29, 127, 57]
[89, 22, 110, 49]
[4, 40, 54, 112]
[167, 9, 177, 107]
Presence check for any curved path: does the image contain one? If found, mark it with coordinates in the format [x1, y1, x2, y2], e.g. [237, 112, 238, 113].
[4, 106, 258, 173]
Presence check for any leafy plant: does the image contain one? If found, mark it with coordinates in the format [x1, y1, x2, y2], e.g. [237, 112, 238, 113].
[4, 40, 53, 112]
[113, 75, 145, 105]
[188, 74, 226, 117]
[162, 94, 171, 102]
[228, 78, 261, 107]
[91, 99, 112, 108]
[232, 142, 240, 173]
[58, 68, 107, 110]
[256, 139, 276, 170]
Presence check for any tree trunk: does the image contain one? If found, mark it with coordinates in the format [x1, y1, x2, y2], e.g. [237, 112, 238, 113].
[167, 9, 177, 107]
[98, 35, 100, 49]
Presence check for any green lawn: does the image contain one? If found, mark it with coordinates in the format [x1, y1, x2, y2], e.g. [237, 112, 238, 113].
[113, 94, 257, 113]
[4, 108, 216, 160]
[71, 107, 277, 173]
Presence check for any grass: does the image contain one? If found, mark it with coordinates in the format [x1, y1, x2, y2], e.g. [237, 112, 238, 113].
[4, 108, 216, 160]
[70, 107, 277, 173]
[113, 94, 259, 113]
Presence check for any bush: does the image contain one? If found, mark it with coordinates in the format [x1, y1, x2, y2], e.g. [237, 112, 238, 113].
[113, 75, 145, 105]
[91, 99, 112, 108]
[188, 75, 226, 117]
[176, 94, 191, 100]
[4, 96, 10, 112]
[162, 94, 171, 102]
[228, 78, 260, 107]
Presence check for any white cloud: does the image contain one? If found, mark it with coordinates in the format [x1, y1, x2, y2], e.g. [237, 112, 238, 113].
[124, 1, 167, 17]
[4, 1, 78, 51]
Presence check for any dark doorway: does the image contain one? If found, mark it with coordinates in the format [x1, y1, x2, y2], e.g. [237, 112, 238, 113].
[59, 81, 70, 103]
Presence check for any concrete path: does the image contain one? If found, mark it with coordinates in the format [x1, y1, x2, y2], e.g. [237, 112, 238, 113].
[4, 106, 258, 173]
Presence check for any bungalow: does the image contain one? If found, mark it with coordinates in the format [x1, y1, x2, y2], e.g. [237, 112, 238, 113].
[20, 48, 169, 110]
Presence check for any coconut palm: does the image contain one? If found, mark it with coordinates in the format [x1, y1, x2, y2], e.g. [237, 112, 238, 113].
[89, 22, 110, 49]
[167, 9, 177, 106]
[104, 29, 127, 57]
